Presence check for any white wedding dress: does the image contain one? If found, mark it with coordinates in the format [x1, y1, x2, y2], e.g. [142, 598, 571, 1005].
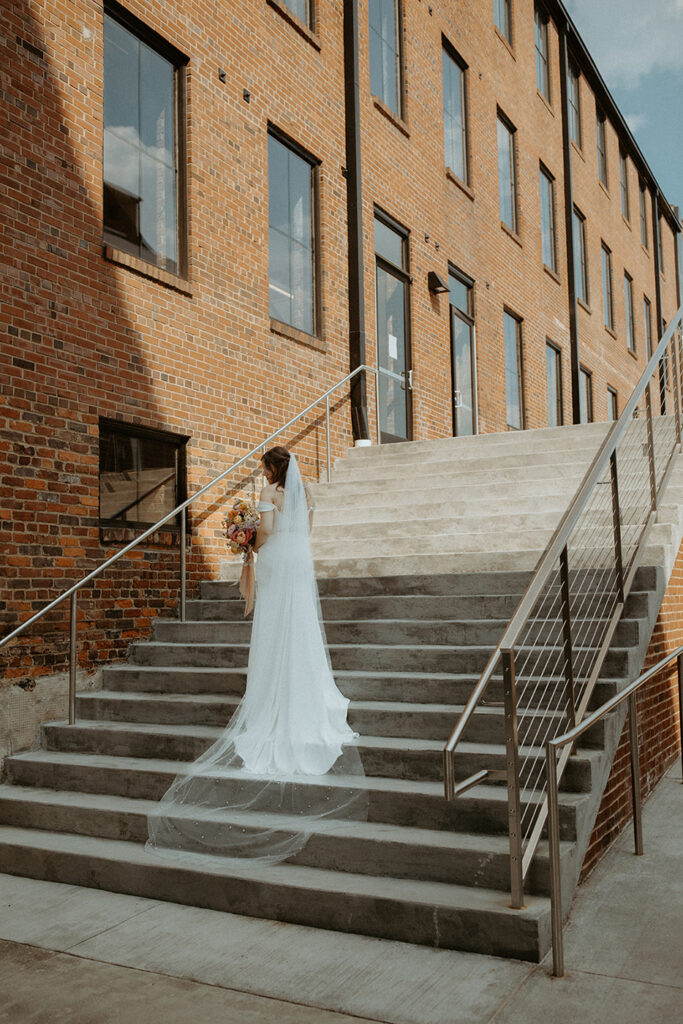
[146, 453, 368, 867]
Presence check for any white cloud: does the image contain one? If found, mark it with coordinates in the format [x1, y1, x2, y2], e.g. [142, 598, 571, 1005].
[564, 0, 683, 88]
[624, 112, 648, 134]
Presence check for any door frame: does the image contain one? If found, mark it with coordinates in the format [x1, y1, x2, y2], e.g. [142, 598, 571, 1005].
[448, 267, 478, 437]
[374, 208, 414, 443]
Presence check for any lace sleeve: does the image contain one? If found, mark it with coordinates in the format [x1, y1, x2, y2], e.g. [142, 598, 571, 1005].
[257, 501, 276, 512]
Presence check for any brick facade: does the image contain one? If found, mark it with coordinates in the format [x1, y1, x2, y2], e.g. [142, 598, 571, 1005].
[581, 546, 683, 880]
[1, 0, 681, 706]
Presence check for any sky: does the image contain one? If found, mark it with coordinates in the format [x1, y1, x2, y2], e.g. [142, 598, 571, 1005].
[563, 0, 683, 217]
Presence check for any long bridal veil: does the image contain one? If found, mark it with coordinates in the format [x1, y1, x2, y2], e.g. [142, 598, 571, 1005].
[146, 452, 369, 868]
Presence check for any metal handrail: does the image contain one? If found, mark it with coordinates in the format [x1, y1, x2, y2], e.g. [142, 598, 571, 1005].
[1, 363, 381, 722]
[546, 645, 683, 977]
[444, 304, 683, 906]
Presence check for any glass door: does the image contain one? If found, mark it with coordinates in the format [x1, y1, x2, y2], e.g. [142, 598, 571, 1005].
[449, 270, 476, 436]
[375, 214, 412, 443]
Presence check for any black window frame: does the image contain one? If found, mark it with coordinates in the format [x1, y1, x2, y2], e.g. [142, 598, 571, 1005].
[546, 340, 563, 427]
[573, 205, 589, 305]
[503, 308, 525, 430]
[568, 58, 582, 149]
[601, 241, 614, 331]
[534, 3, 551, 101]
[494, 0, 513, 44]
[619, 149, 630, 222]
[442, 39, 470, 186]
[540, 162, 557, 273]
[369, 0, 405, 120]
[607, 386, 619, 422]
[497, 110, 519, 235]
[639, 181, 649, 249]
[267, 126, 321, 339]
[98, 417, 189, 533]
[624, 270, 636, 353]
[275, 0, 314, 31]
[596, 106, 608, 188]
[579, 365, 593, 423]
[644, 295, 653, 357]
[102, 1, 189, 279]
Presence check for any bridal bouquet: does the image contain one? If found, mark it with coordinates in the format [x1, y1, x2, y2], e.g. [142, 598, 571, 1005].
[223, 498, 260, 617]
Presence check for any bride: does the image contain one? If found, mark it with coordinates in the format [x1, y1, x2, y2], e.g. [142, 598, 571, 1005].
[146, 446, 368, 867]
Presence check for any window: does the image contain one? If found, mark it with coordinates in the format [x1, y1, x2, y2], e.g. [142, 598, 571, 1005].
[658, 217, 665, 274]
[573, 206, 589, 304]
[99, 419, 187, 529]
[567, 59, 581, 148]
[644, 295, 653, 357]
[103, 8, 187, 275]
[449, 270, 476, 436]
[268, 131, 317, 336]
[601, 243, 614, 331]
[494, 0, 512, 43]
[442, 45, 469, 184]
[280, 0, 311, 26]
[497, 114, 518, 233]
[596, 108, 608, 187]
[546, 342, 563, 426]
[619, 150, 630, 221]
[535, 4, 550, 100]
[624, 271, 635, 353]
[639, 181, 649, 248]
[540, 165, 557, 273]
[375, 212, 412, 442]
[504, 310, 524, 429]
[607, 387, 618, 421]
[369, 0, 403, 117]
[579, 366, 593, 423]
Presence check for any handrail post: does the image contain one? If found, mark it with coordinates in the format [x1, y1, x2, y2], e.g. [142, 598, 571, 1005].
[180, 510, 187, 622]
[69, 591, 77, 725]
[670, 331, 682, 445]
[546, 740, 564, 977]
[502, 648, 524, 908]
[678, 652, 683, 784]
[645, 384, 657, 509]
[374, 369, 381, 445]
[326, 394, 332, 482]
[628, 691, 644, 856]
[609, 452, 626, 605]
[559, 546, 577, 730]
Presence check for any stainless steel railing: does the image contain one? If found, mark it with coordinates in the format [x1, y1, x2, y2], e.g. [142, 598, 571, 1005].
[444, 305, 683, 909]
[546, 646, 683, 976]
[0, 364, 381, 724]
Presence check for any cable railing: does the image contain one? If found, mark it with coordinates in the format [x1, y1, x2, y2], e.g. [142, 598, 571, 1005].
[0, 364, 381, 725]
[546, 646, 683, 976]
[443, 305, 683, 909]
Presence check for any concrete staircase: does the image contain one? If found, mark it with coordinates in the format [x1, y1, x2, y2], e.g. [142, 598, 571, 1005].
[0, 424, 681, 961]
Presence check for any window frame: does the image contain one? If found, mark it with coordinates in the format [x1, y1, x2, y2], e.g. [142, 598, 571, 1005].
[497, 110, 519, 235]
[624, 270, 636, 353]
[619, 149, 630, 222]
[102, 1, 189, 279]
[643, 295, 653, 358]
[276, 0, 313, 31]
[503, 308, 525, 430]
[98, 416, 189, 533]
[494, 0, 513, 44]
[374, 207, 413, 442]
[540, 163, 557, 273]
[596, 106, 608, 187]
[579, 365, 593, 423]
[607, 386, 619, 422]
[601, 242, 614, 332]
[442, 40, 470, 186]
[567, 58, 582, 149]
[534, 3, 551, 101]
[267, 126, 321, 339]
[639, 181, 649, 249]
[546, 340, 563, 427]
[369, 0, 405, 120]
[573, 205, 589, 305]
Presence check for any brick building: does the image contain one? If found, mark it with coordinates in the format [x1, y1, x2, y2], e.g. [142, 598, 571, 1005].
[1, 0, 681, 711]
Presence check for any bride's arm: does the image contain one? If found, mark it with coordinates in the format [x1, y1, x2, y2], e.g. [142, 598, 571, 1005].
[253, 488, 275, 552]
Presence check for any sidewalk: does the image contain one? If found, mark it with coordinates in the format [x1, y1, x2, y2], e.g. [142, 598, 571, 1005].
[0, 758, 680, 1024]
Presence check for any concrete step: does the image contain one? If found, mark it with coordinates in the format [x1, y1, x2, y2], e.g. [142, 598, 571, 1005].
[127, 640, 637, 677]
[0, 824, 554, 960]
[3, 751, 588, 838]
[0, 786, 576, 896]
[99, 664, 622, 710]
[328, 454, 595, 490]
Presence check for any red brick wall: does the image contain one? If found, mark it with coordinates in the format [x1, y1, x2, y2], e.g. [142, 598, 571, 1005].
[581, 545, 683, 880]
[1, 0, 680, 689]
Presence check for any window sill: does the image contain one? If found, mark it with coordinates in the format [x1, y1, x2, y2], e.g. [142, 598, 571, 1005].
[270, 317, 326, 352]
[627, 345, 638, 360]
[604, 325, 618, 340]
[536, 89, 554, 115]
[494, 27, 516, 59]
[501, 222, 523, 248]
[622, 215, 632, 232]
[577, 297, 592, 315]
[104, 246, 192, 296]
[543, 264, 561, 285]
[571, 140, 585, 162]
[266, 0, 321, 50]
[446, 167, 474, 201]
[372, 96, 409, 137]
[641, 243, 650, 258]
[598, 180, 610, 200]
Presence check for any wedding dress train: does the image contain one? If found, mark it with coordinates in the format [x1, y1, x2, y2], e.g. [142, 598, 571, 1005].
[146, 453, 368, 867]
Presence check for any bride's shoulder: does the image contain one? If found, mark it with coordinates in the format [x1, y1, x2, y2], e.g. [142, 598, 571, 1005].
[260, 482, 283, 509]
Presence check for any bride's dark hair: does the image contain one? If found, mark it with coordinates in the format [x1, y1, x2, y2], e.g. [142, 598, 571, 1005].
[261, 445, 290, 487]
